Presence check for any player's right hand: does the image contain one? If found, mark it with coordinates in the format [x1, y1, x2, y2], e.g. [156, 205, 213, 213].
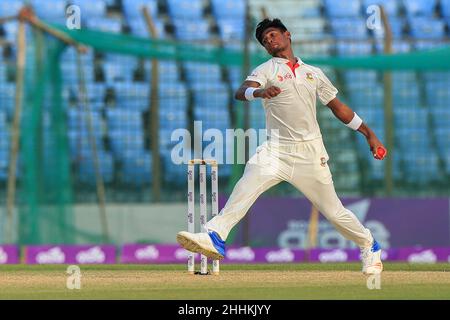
[256, 86, 282, 99]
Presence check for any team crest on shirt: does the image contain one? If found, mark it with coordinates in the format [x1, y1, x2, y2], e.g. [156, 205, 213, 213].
[306, 73, 314, 81]
[320, 157, 327, 167]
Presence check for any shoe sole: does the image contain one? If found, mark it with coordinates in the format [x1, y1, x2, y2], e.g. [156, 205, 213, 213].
[177, 233, 224, 261]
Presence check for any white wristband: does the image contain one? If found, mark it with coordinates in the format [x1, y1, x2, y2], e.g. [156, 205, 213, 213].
[244, 87, 257, 101]
[345, 112, 363, 130]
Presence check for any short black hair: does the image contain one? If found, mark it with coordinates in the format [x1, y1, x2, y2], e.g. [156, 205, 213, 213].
[255, 18, 288, 46]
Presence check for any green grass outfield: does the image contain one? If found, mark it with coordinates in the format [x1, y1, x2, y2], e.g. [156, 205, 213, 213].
[1, 263, 450, 300]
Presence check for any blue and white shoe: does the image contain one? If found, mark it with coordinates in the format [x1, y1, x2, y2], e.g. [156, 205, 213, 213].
[360, 240, 383, 275]
[177, 231, 226, 261]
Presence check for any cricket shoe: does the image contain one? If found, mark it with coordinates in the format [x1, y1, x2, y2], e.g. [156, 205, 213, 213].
[176, 231, 226, 261]
[360, 240, 383, 275]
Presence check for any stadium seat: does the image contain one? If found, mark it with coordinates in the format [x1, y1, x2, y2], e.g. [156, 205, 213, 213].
[426, 82, 449, 107]
[173, 20, 211, 41]
[394, 107, 429, 128]
[122, 0, 158, 18]
[324, 0, 362, 18]
[29, 0, 66, 21]
[402, 151, 441, 183]
[86, 18, 122, 33]
[106, 109, 143, 132]
[336, 41, 373, 56]
[330, 18, 369, 40]
[78, 151, 114, 184]
[409, 18, 446, 39]
[67, 109, 104, 135]
[128, 18, 165, 38]
[70, 0, 108, 17]
[375, 40, 411, 53]
[430, 107, 450, 128]
[0, 1, 23, 17]
[109, 130, 146, 159]
[392, 82, 421, 106]
[363, 0, 400, 17]
[344, 71, 379, 89]
[192, 82, 230, 110]
[167, 0, 204, 19]
[113, 82, 149, 111]
[283, 18, 328, 41]
[402, 0, 437, 17]
[442, 0, 450, 17]
[211, 0, 245, 20]
[372, 19, 405, 39]
[434, 128, 450, 156]
[184, 62, 222, 84]
[0, 83, 16, 119]
[119, 151, 152, 186]
[216, 19, 245, 42]
[68, 130, 104, 160]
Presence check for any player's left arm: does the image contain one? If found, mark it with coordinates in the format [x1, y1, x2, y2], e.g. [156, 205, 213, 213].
[326, 97, 387, 160]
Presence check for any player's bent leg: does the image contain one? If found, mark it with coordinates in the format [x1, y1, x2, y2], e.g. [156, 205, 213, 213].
[289, 165, 382, 274]
[176, 230, 225, 261]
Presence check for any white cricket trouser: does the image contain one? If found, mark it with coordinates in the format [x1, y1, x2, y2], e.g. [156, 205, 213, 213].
[206, 137, 373, 248]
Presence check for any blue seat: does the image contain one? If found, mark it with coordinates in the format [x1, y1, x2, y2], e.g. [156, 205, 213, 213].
[70, 0, 107, 17]
[109, 130, 146, 159]
[0, 1, 23, 17]
[141, 61, 180, 82]
[122, 0, 158, 18]
[372, 19, 405, 39]
[434, 128, 450, 152]
[78, 151, 114, 184]
[194, 109, 230, 132]
[426, 82, 449, 107]
[431, 109, 450, 129]
[324, 0, 362, 17]
[402, 0, 437, 17]
[192, 83, 230, 110]
[120, 151, 152, 186]
[173, 20, 211, 41]
[160, 108, 187, 130]
[184, 62, 222, 84]
[216, 19, 245, 42]
[106, 109, 143, 132]
[442, 0, 450, 17]
[396, 128, 432, 152]
[67, 109, 103, 134]
[336, 42, 373, 56]
[423, 72, 450, 83]
[68, 130, 104, 161]
[249, 101, 265, 130]
[402, 151, 441, 183]
[86, 18, 122, 33]
[414, 41, 447, 50]
[344, 71, 378, 88]
[394, 107, 429, 128]
[357, 108, 384, 131]
[409, 18, 445, 39]
[167, 0, 203, 19]
[103, 61, 135, 83]
[392, 82, 421, 106]
[375, 40, 411, 53]
[30, 0, 66, 20]
[0, 83, 15, 119]
[160, 150, 187, 185]
[211, 0, 245, 19]
[363, 0, 400, 17]
[114, 82, 149, 111]
[128, 18, 165, 38]
[349, 86, 384, 107]
[330, 18, 369, 39]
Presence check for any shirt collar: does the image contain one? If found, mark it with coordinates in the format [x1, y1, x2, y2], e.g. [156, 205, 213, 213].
[272, 56, 303, 65]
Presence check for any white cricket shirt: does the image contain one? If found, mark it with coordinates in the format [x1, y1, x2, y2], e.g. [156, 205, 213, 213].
[246, 57, 338, 143]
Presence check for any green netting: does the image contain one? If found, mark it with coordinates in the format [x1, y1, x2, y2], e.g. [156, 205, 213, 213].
[18, 30, 74, 244]
[52, 24, 450, 70]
